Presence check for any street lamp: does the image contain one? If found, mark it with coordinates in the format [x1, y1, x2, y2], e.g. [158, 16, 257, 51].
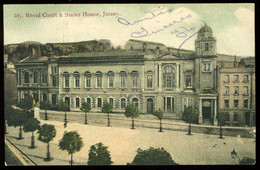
[231, 149, 241, 163]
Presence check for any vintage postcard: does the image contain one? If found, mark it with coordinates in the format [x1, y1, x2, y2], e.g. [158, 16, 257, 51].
[4, 3, 255, 166]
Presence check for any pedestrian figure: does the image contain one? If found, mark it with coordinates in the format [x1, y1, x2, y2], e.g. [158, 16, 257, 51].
[64, 121, 67, 128]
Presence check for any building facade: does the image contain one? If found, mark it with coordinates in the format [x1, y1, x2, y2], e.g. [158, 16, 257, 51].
[15, 25, 237, 126]
[218, 58, 255, 126]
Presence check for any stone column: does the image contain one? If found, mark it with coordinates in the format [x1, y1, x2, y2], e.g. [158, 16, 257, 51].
[158, 63, 162, 92]
[176, 64, 179, 88]
[214, 99, 217, 125]
[199, 98, 203, 124]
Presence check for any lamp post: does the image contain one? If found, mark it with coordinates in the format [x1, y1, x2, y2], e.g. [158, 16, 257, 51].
[231, 149, 241, 164]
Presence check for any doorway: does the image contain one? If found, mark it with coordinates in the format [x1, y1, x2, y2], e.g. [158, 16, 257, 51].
[245, 112, 250, 126]
[147, 98, 154, 114]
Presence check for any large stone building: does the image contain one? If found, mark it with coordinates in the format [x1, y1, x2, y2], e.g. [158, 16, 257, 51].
[218, 58, 255, 126]
[14, 25, 254, 126]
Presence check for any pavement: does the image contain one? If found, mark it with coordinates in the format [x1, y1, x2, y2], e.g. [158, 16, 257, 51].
[5, 119, 256, 165]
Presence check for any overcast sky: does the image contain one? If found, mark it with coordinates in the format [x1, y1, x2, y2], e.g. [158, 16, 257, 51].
[4, 4, 254, 56]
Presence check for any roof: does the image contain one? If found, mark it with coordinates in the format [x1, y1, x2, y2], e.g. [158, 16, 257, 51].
[128, 39, 165, 46]
[240, 58, 255, 66]
[198, 25, 213, 34]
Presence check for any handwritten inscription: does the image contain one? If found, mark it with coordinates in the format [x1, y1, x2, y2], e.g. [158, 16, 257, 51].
[117, 6, 207, 50]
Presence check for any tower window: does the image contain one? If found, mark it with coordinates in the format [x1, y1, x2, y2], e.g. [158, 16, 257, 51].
[205, 43, 209, 51]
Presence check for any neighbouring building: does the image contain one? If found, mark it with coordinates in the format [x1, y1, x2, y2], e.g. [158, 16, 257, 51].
[14, 24, 254, 126]
[218, 58, 255, 126]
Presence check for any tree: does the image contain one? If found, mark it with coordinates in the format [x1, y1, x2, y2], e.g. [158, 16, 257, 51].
[124, 103, 140, 129]
[153, 108, 164, 132]
[216, 111, 229, 139]
[4, 105, 13, 134]
[80, 102, 91, 125]
[182, 106, 199, 135]
[37, 124, 56, 161]
[17, 97, 34, 111]
[23, 117, 40, 148]
[88, 142, 113, 165]
[8, 109, 29, 139]
[59, 131, 83, 165]
[59, 100, 70, 122]
[40, 101, 51, 120]
[102, 101, 113, 127]
[129, 147, 177, 165]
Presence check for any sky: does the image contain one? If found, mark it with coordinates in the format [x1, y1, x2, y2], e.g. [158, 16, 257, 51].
[4, 4, 254, 56]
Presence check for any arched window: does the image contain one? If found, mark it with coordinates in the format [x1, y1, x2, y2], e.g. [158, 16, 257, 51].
[97, 97, 102, 108]
[132, 98, 138, 108]
[163, 66, 175, 88]
[95, 71, 102, 88]
[33, 72, 38, 83]
[86, 97, 91, 106]
[41, 71, 47, 83]
[75, 97, 80, 108]
[24, 71, 29, 83]
[65, 97, 70, 106]
[120, 71, 127, 88]
[107, 71, 114, 88]
[73, 71, 80, 88]
[108, 98, 114, 107]
[131, 71, 138, 88]
[84, 71, 91, 88]
[63, 72, 70, 87]
[121, 98, 126, 108]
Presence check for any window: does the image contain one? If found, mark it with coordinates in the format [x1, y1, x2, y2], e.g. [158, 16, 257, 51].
[24, 72, 29, 83]
[243, 75, 249, 83]
[96, 71, 102, 88]
[131, 71, 138, 88]
[205, 43, 209, 51]
[33, 93, 39, 103]
[33, 72, 38, 83]
[224, 86, 229, 95]
[185, 75, 192, 87]
[75, 98, 80, 108]
[226, 114, 230, 121]
[233, 113, 238, 121]
[147, 75, 152, 88]
[224, 100, 229, 108]
[52, 76, 56, 87]
[234, 86, 239, 95]
[51, 67, 57, 74]
[86, 98, 91, 105]
[97, 98, 102, 108]
[163, 66, 175, 88]
[234, 75, 239, 82]
[184, 98, 187, 110]
[73, 72, 80, 88]
[109, 98, 114, 107]
[184, 98, 193, 110]
[121, 98, 126, 108]
[42, 71, 47, 83]
[244, 100, 248, 108]
[107, 71, 114, 88]
[18, 70, 21, 85]
[224, 75, 229, 83]
[63, 72, 70, 87]
[234, 100, 239, 108]
[120, 71, 127, 88]
[52, 94, 57, 105]
[85, 72, 91, 88]
[202, 62, 211, 72]
[42, 94, 47, 101]
[132, 98, 138, 108]
[244, 86, 249, 95]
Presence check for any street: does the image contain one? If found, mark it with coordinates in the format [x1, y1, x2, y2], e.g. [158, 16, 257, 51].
[5, 119, 255, 165]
